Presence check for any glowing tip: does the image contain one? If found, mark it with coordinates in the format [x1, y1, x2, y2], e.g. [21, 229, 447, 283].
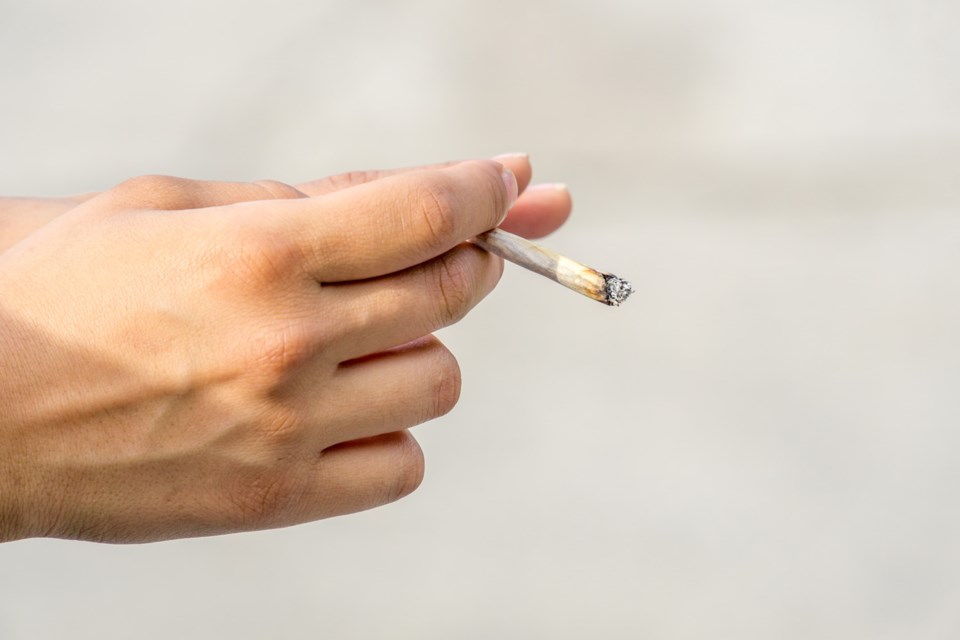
[603, 274, 633, 307]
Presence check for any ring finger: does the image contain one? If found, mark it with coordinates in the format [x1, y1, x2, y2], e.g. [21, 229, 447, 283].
[281, 336, 461, 449]
[320, 242, 503, 363]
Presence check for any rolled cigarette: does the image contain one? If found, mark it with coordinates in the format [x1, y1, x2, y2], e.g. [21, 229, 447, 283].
[472, 228, 633, 306]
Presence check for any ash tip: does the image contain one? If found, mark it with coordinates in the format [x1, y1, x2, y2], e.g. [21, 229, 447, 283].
[602, 274, 634, 307]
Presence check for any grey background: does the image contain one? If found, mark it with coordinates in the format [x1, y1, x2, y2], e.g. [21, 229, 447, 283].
[2, 0, 960, 638]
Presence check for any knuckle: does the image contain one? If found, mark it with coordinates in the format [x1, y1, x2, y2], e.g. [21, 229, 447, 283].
[432, 250, 475, 325]
[341, 296, 381, 338]
[116, 174, 184, 192]
[226, 225, 304, 285]
[252, 179, 304, 200]
[111, 175, 193, 209]
[249, 323, 317, 382]
[325, 170, 381, 191]
[413, 176, 459, 250]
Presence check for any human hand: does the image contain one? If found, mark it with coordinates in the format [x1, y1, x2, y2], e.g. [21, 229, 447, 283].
[0, 195, 95, 253]
[0, 155, 568, 253]
[0, 156, 571, 543]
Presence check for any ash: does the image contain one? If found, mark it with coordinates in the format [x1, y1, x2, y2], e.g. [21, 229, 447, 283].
[603, 274, 634, 307]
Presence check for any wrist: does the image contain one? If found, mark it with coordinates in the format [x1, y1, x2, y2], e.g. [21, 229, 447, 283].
[0, 197, 84, 254]
[0, 462, 30, 543]
[0, 314, 44, 543]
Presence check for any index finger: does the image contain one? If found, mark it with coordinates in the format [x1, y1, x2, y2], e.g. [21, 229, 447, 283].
[250, 160, 518, 282]
[294, 153, 533, 197]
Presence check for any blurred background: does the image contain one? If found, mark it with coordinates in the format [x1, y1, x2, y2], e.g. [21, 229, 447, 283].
[1, 0, 959, 638]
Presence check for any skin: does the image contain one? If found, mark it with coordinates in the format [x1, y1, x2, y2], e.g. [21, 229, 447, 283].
[0, 155, 572, 543]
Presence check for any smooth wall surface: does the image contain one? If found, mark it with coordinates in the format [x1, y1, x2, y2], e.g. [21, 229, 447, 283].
[2, 1, 959, 638]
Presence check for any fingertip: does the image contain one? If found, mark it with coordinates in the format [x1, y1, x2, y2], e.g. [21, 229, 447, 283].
[499, 182, 573, 239]
[444, 159, 519, 231]
[526, 182, 569, 195]
[500, 167, 519, 220]
[492, 152, 529, 161]
[492, 152, 532, 193]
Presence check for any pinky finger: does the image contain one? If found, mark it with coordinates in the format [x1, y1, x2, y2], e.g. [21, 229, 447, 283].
[308, 431, 426, 518]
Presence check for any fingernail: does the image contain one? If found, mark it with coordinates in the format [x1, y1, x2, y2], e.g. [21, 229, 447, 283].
[526, 182, 568, 193]
[493, 152, 529, 162]
[501, 168, 519, 220]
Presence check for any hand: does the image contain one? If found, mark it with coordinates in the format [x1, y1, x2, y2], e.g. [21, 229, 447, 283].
[0, 156, 571, 543]
[0, 156, 568, 253]
[0, 195, 95, 253]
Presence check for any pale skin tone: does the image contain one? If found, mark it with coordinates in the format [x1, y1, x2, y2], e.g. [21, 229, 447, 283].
[0, 155, 571, 543]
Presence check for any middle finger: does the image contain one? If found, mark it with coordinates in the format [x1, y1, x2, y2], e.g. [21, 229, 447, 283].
[294, 336, 461, 450]
[321, 243, 502, 363]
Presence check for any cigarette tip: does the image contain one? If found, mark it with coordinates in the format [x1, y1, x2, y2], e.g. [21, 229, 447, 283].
[603, 274, 634, 307]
